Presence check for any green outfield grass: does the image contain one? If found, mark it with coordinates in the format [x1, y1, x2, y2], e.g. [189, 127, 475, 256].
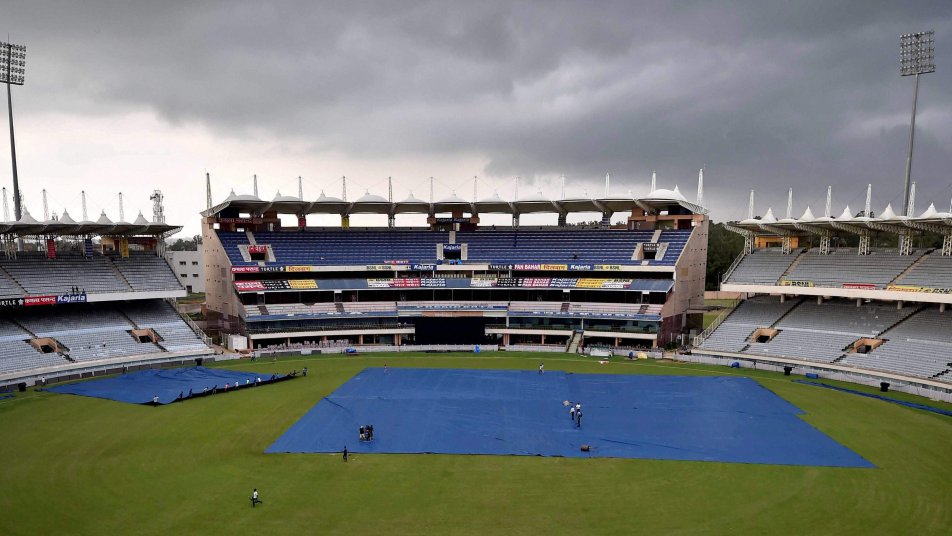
[2, 352, 951, 535]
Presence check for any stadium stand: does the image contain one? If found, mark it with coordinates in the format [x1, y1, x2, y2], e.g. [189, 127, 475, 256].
[0, 254, 183, 296]
[724, 249, 800, 285]
[841, 307, 952, 379]
[216, 228, 692, 266]
[0, 319, 70, 374]
[699, 296, 800, 353]
[894, 253, 952, 290]
[781, 248, 923, 288]
[113, 253, 184, 292]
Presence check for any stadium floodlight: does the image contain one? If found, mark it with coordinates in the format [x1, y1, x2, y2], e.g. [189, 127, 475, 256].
[0, 41, 26, 222]
[899, 31, 934, 218]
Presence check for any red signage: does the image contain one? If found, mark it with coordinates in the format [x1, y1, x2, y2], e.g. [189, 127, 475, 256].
[25, 296, 57, 306]
[234, 281, 266, 292]
[842, 283, 877, 290]
[231, 266, 261, 273]
[248, 245, 268, 254]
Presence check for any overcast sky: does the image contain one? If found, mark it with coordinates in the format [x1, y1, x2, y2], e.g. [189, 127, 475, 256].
[3, 1, 951, 235]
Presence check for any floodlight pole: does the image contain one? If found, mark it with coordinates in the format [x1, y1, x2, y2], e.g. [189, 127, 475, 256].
[5, 44, 20, 221]
[901, 72, 919, 217]
[899, 30, 935, 217]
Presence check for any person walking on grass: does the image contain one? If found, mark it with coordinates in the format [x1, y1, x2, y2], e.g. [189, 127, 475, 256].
[251, 489, 261, 507]
[343, 446, 348, 462]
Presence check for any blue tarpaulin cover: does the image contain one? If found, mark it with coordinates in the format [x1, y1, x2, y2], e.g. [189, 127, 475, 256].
[267, 368, 873, 467]
[49, 366, 279, 405]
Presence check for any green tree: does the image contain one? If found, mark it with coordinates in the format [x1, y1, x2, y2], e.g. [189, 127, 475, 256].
[705, 223, 744, 290]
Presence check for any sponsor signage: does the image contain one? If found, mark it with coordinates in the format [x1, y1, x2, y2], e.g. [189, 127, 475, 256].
[367, 279, 392, 288]
[411, 264, 437, 271]
[385, 260, 411, 265]
[567, 264, 594, 271]
[217, 217, 263, 224]
[366, 265, 394, 271]
[490, 263, 628, 272]
[842, 283, 877, 290]
[443, 244, 463, 252]
[779, 280, 814, 287]
[234, 281, 265, 292]
[25, 295, 57, 306]
[248, 245, 268, 254]
[470, 278, 497, 287]
[434, 217, 470, 224]
[231, 266, 260, 273]
[1, 294, 87, 307]
[285, 266, 314, 272]
[886, 285, 952, 294]
[641, 242, 661, 253]
[288, 279, 318, 290]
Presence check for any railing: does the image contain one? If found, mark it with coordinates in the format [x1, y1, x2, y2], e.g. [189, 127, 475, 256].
[692, 297, 741, 347]
[167, 298, 213, 346]
[720, 251, 748, 284]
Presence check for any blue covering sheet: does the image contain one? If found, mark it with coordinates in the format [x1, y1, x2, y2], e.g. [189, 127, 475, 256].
[794, 380, 952, 417]
[267, 368, 872, 467]
[49, 366, 282, 405]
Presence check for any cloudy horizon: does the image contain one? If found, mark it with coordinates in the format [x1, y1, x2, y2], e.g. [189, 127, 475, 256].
[2, 1, 951, 235]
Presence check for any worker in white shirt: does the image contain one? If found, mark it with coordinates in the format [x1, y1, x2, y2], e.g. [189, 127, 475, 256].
[251, 488, 261, 507]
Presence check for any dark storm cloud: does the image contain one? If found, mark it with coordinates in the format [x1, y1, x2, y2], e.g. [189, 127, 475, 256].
[6, 1, 952, 220]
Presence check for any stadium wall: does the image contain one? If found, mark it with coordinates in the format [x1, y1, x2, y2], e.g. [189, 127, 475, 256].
[684, 351, 952, 403]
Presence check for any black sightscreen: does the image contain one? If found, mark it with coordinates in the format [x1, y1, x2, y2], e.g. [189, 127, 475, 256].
[413, 317, 487, 344]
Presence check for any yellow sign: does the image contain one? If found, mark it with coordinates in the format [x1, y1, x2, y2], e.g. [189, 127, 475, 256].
[576, 279, 608, 288]
[596, 264, 624, 271]
[288, 279, 318, 289]
[779, 279, 814, 287]
[285, 266, 314, 272]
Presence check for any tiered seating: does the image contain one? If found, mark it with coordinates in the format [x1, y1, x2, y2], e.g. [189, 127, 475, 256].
[0, 268, 23, 299]
[0, 255, 181, 296]
[120, 300, 207, 353]
[460, 229, 653, 264]
[217, 228, 693, 266]
[342, 302, 397, 314]
[841, 307, 952, 379]
[699, 297, 800, 353]
[0, 319, 69, 374]
[508, 301, 563, 313]
[113, 254, 183, 292]
[248, 303, 338, 316]
[18, 306, 160, 362]
[743, 301, 916, 363]
[1, 257, 131, 295]
[782, 248, 922, 288]
[724, 249, 800, 285]
[252, 230, 447, 265]
[653, 229, 693, 266]
[217, 231, 249, 266]
[567, 302, 662, 317]
[894, 253, 952, 290]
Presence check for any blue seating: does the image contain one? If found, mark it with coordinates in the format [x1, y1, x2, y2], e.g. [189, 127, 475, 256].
[216, 228, 694, 267]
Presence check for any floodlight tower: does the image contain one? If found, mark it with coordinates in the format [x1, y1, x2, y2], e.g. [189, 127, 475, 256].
[0, 41, 26, 221]
[899, 30, 935, 217]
